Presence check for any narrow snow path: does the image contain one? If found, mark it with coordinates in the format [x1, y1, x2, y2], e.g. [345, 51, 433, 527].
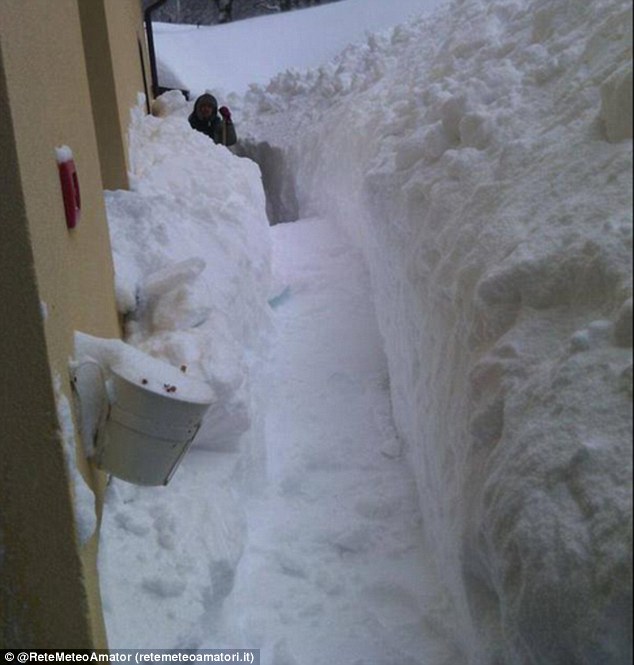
[219, 217, 448, 665]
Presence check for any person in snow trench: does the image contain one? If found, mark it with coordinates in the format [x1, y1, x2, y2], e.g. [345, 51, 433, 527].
[188, 93, 237, 146]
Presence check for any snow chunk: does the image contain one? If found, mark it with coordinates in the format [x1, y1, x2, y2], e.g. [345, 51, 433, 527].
[54, 145, 73, 164]
[150, 89, 188, 118]
[74, 331, 215, 404]
[141, 257, 206, 300]
[53, 374, 97, 546]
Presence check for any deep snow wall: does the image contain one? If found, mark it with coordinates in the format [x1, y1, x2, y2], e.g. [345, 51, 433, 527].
[107, 99, 271, 452]
[99, 98, 272, 647]
[242, 0, 633, 662]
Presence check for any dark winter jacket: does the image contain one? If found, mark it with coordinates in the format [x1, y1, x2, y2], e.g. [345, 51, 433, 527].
[188, 93, 237, 146]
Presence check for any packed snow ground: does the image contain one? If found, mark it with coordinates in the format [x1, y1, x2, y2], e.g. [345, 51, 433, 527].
[97, 0, 632, 664]
[205, 217, 457, 663]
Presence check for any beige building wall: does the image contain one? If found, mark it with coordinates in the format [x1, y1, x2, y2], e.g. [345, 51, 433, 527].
[79, 0, 151, 191]
[0, 0, 145, 648]
[104, 0, 152, 136]
[0, 55, 95, 647]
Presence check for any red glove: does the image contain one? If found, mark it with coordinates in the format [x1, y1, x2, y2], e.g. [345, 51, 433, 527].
[219, 106, 232, 121]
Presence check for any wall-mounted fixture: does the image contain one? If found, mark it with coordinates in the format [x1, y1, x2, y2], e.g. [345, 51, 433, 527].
[55, 145, 81, 229]
[72, 333, 214, 486]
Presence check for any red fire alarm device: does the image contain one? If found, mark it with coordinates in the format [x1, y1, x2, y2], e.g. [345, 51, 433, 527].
[55, 146, 81, 229]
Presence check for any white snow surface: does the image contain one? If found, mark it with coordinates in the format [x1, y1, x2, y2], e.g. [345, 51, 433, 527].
[210, 216, 457, 664]
[100, 0, 633, 663]
[153, 0, 446, 99]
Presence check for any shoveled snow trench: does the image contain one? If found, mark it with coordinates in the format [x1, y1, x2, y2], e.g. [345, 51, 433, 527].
[216, 217, 449, 665]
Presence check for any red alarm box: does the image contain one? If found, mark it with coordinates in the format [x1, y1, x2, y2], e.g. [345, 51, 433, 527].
[57, 149, 81, 229]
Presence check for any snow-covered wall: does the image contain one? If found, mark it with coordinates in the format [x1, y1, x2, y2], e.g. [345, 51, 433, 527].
[242, 0, 633, 662]
[100, 96, 272, 646]
[106, 96, 271, 451]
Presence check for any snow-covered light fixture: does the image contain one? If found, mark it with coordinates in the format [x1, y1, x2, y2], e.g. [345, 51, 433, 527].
[71, 333, 214, 486]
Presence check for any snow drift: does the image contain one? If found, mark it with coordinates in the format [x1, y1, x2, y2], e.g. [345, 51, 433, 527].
[153, 0, 446, 98]
[239, 0, 633, 662]
[99, 94, 271, 646]
[107, 95, 271, 452]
